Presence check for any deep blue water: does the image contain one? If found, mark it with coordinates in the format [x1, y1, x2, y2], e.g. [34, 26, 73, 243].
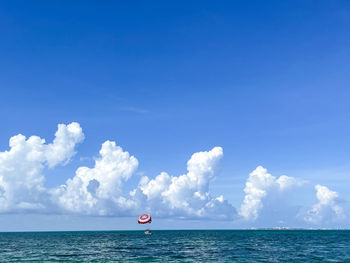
[0, 230, 349, 262]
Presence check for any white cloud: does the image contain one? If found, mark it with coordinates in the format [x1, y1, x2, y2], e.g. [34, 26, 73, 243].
[53, 141, 138, 216]
[239, 166, 303, 221]
[0, 122, 84, 212]
[53, 145, 235, 219]
[304, 184, 345, 224]
[46, 122, 85, 167]
[133, 147, 236, 219]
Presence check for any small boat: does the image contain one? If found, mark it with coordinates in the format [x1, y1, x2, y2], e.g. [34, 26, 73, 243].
[144, 230, 152, 235]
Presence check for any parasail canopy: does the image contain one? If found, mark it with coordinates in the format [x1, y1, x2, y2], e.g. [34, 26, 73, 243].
[138, 214, 152, 224]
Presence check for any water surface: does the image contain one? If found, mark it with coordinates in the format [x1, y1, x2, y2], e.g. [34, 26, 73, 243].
[0, 230, 349, 262]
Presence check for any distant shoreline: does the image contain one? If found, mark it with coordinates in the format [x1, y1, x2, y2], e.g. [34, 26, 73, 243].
[0, 228, 349, 233]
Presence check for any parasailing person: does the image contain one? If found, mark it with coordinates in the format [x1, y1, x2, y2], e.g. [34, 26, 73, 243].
[138, 214, 152, 235]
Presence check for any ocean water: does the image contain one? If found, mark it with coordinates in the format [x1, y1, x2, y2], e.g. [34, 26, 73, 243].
[0, 230, 349, 262]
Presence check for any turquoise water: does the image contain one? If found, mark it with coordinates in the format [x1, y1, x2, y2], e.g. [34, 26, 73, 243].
[0, 230, 349, 262]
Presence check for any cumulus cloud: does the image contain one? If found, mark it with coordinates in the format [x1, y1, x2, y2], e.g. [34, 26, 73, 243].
[46, 123, 85, 167]
[132, 147, 236, 219]
[304, 184, 345, 224]
[53, 141, 138, 215]
[0, 122, 84, 212]
[239, 166, 303, 221]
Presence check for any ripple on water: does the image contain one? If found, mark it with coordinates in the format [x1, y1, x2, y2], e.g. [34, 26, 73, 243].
[0, 230, 349, 262]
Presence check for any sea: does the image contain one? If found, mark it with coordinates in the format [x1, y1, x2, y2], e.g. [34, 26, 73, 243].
[0, 230, 349, 262]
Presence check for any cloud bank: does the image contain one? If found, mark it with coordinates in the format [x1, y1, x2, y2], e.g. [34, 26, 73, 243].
[0, 122, 347, 226]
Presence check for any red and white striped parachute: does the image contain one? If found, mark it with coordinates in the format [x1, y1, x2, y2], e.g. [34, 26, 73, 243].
[138, 214, 152, 224]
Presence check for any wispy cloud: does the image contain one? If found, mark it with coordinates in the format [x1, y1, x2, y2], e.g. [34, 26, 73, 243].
[122, 106, 149, 114]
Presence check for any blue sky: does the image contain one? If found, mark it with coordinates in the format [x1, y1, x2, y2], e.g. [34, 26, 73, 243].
[0, 1, 350, 231]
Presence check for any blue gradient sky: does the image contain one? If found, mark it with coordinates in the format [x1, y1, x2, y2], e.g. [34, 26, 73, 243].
[1, 1, 350, 230]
